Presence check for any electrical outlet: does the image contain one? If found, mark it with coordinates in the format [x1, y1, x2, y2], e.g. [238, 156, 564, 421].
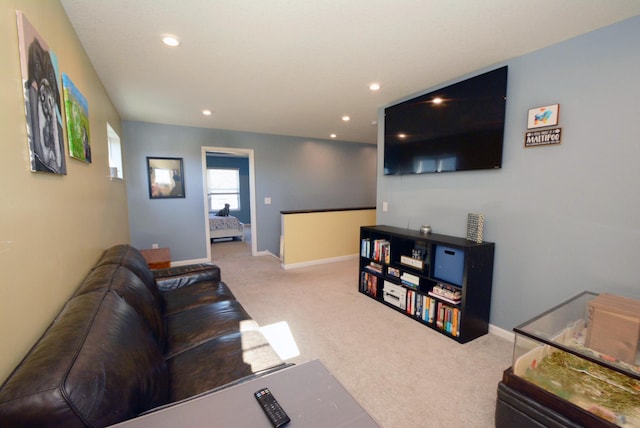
[382, 202, 388, 212]
[264, 197, 272, 205]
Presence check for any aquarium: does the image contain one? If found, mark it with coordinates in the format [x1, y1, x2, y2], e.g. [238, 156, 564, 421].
[513, 291, 640, 427]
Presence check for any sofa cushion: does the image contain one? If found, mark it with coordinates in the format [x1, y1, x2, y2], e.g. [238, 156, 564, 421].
[166, 330, 286, 402]
[154, 263, 221, 292]
[164, 300, 256, 358]
[96, 244, 164, 310]
[161, 280, 236, 316]
[0, 291, 169, 428]
[74, 264, 167, 349]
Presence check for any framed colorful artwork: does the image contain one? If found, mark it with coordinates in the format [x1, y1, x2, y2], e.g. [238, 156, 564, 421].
[62, 74, 91, 163]
[527, 104, 559, 129]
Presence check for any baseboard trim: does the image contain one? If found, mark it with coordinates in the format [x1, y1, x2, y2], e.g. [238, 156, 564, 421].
[281, 254, 358, 270]
[489, 323, 515, 342]
[171, 257, 210, 267]
[255, 250, 280, 259]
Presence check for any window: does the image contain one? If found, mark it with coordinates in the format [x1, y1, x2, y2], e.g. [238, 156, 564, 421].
[207, 168, 240, 211]
[107, 123, 124, 179]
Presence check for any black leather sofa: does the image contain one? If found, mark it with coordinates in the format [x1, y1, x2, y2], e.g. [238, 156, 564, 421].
[0, 244, 286, 427]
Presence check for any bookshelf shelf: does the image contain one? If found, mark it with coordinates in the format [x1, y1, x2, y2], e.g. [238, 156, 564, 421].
[358, 225, 495, 343]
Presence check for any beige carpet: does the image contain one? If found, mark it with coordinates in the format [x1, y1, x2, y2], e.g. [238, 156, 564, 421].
[211, 240, 513, 428]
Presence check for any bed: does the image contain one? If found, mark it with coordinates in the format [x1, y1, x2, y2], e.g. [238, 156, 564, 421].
[209, 214, 245, 242]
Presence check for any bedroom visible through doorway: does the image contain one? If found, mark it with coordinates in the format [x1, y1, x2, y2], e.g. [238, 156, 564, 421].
[201, 147, 257, 260]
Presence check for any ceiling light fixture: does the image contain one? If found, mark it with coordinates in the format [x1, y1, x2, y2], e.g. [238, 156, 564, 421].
[369, 83, 381, 91]
[202, 109, 212, 116]
[342, 116, 350, 122]
[162, 36, 181, 47]
[432, 97, 443, 105]
[330, 134, 337, 139]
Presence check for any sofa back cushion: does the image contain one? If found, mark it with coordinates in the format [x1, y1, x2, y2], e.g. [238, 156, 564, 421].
[0, 291, 168, 428]
[75, 264, 167, 349]
[95, 244, 164, 310]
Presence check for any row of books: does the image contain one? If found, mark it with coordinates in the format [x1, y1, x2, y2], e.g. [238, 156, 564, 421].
[405, 290, 461, 337]
[359, 271, 379, 298]
[360, 238, 391, 264]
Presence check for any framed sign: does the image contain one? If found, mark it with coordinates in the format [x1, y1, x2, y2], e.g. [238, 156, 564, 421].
[527, 104, 559, 129]
[147, 157, 185, 199]
[525, 127, 562, 148]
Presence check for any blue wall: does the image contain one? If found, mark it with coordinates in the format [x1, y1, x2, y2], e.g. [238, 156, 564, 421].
[377, 16, 640, 330]
[206, 155, 251, 224]
[122, 122, 377, 260]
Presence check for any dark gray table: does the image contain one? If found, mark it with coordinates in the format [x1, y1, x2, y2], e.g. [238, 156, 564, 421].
[110, 359, 380, 427]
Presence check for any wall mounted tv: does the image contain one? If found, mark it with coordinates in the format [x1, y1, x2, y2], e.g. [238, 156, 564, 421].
[384, 66, 508, 175]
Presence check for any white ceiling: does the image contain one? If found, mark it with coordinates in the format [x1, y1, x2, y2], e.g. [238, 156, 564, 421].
[60, 0, 640, 145]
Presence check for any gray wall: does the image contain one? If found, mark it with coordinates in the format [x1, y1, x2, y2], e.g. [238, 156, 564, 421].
[123, 122, 377, 260]
[377, 16, 640, 331]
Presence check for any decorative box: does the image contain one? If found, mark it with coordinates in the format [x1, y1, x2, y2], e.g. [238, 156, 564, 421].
[433, 245, 464, 286]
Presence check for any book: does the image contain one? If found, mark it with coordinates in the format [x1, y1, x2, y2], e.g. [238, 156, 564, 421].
[360, 272, 379, 297]
[364, 262, 383, 274]
[387, 266, 400, 278]
[400, 272, 420, 288]
[429, 298, 436, 323]
[372, 239, 391, 264]
[428, 291, 460, 305]
[429, 283, 461, 304]
[360, 238, 370, 257]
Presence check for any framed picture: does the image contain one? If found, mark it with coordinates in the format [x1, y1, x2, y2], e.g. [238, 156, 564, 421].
[527, 104, 559, 129]
[147, 157, 185, 199]
[17, 11, 67, 174]
[62, 73, 91, 163]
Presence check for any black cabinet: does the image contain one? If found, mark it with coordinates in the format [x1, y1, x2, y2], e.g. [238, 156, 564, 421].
[359, 225, 495, 343]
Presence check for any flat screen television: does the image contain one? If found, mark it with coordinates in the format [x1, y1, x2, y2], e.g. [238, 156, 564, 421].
[384, 66, 508, 175]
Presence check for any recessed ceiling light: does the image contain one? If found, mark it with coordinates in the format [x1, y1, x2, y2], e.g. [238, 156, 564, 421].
[432, 97, 443, 105]
[398, 133, 407, 139]
[369, 83, 381, 91]
[330, 134, 337, 139]
[342, 116, 350, 122]
[202, 109, 212, 116]
[162, 36, 181, 47]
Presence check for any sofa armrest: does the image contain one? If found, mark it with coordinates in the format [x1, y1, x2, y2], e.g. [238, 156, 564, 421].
[154, 263, 221, 292]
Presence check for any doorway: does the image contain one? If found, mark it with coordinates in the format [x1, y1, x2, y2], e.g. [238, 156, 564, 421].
[201, 146, 258, 260]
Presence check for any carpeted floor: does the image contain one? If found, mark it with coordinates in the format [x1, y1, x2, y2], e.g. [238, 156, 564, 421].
[211, 239, 513, 428]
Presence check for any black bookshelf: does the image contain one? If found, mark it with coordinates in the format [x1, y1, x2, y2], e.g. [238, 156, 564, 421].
[358, 225, 495, 343]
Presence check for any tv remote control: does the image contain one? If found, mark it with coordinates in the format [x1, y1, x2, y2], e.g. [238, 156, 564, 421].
[254, 387, 291, 427]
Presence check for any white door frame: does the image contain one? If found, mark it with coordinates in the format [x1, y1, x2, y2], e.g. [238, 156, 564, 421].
[201, 146, 258, 259]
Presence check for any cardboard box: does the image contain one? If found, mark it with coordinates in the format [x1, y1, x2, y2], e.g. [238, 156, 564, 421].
[586, 293, 640, 364]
